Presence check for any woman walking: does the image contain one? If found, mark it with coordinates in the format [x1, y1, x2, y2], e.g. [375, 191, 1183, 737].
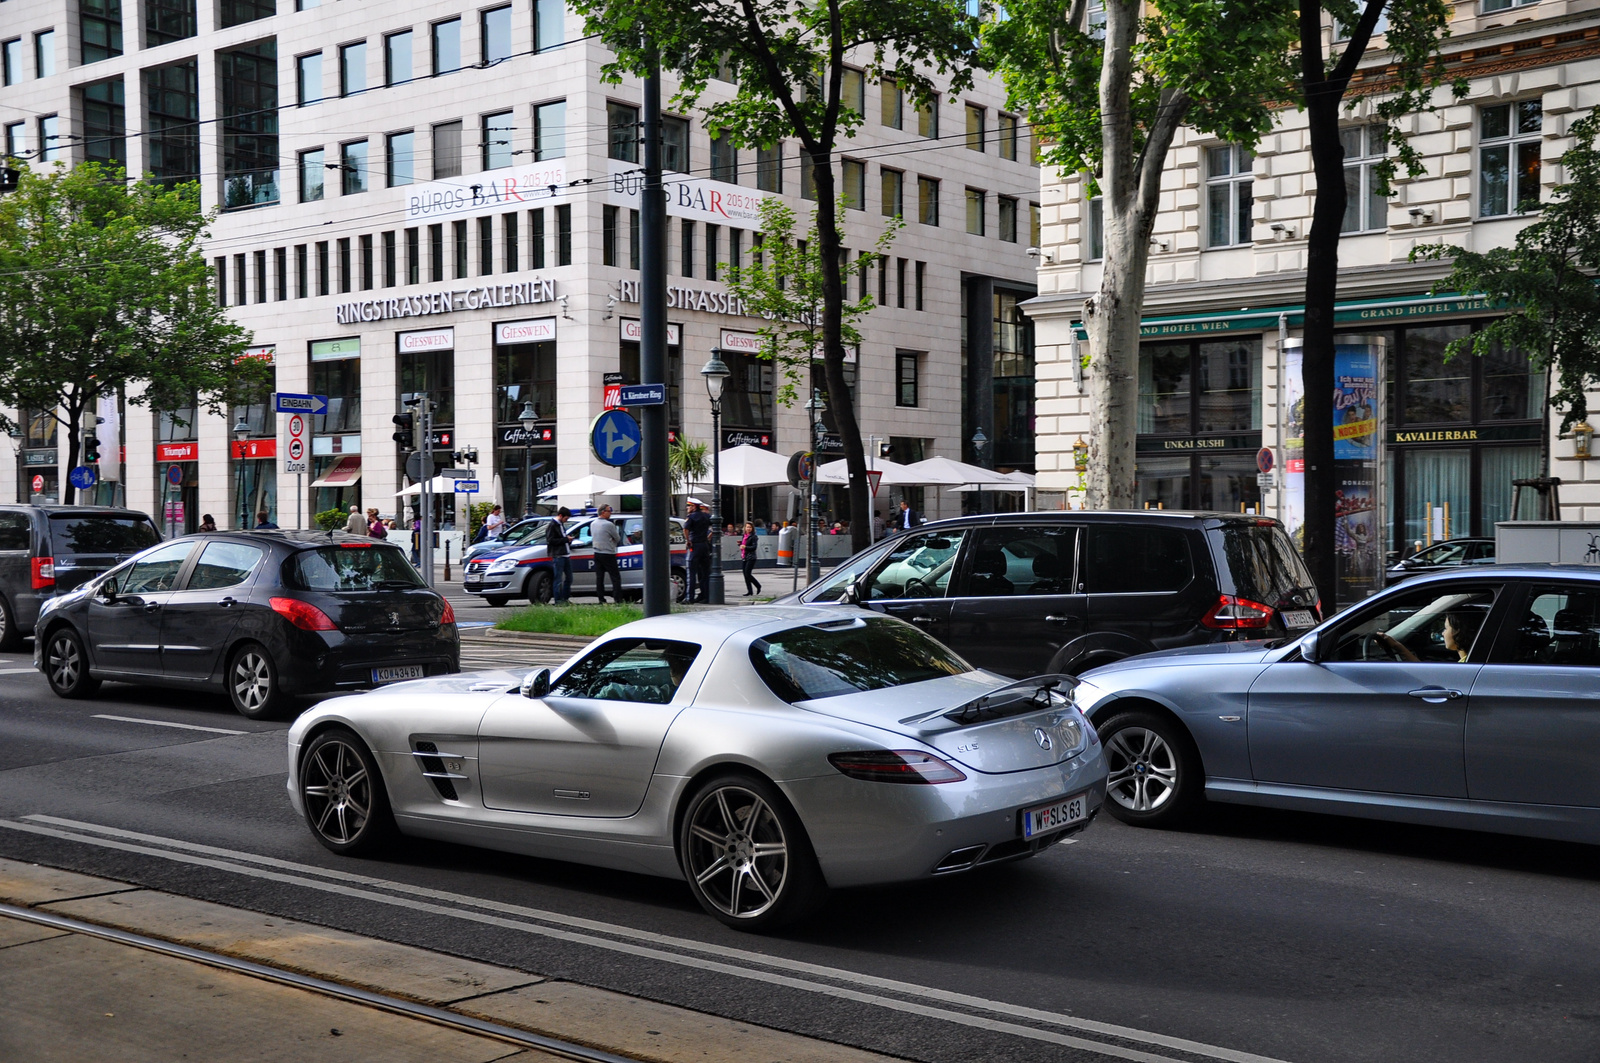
[739, 521, 762, 597]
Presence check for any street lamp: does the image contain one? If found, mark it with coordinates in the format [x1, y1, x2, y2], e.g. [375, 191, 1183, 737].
[971, 427, 989, 515]
[518, 399, 539, 516]
[232, 418, 251, 530]
[701, 349, 731, 605]
[805, 387, 827, 584]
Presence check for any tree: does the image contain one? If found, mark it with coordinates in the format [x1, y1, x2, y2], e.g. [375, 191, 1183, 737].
[668, 434, 710, 503]
[568, 0, 979, 552]
[985, 0, 1297, 508]
[1295, 0, 1459, 604]
[0, 162, 261, 503]
[1412, 111, 1600, 469]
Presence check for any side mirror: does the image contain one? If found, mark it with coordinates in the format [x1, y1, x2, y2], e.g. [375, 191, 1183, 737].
[98, 582, 118, 603]
[841, 580, 862, 605]
[521, 667, 551, 699]
[1299, 630, 1322, 664]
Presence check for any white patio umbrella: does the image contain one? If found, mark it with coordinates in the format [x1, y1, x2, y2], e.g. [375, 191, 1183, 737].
[901, 455, 1015, 486]
[538, 473, 627, 499]
[715, 444, 793, 487]
[394, 475, 461, 497]
[815, 457, 920, 485]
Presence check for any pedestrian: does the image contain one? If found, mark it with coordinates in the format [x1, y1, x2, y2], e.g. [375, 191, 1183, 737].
[485, 504, 505, 539]
[871, 510, 886, 539]
[545, 506, 574, 603]
[198, 514, 217, 532]
[895, 499, 920, 532]
[344, 504, 366, 535]
[254, 510, 278, 530]
[410, 515, 421, 565]
[591, 504, 624, 603]
[683, 499, 712, 603]
[740, 521, 762, 597]
[367, 508, 387, 538]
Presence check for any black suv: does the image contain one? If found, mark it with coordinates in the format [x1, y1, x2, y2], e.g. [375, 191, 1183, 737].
[778, 511, 1320, 677]
[0, 505, 162, 651]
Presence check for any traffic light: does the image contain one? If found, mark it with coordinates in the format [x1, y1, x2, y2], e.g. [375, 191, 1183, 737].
[83, 431, 100, 464]
[392, 412, 415, 449]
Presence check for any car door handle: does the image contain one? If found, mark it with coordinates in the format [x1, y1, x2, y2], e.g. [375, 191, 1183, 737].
[1408, 687, 1463, 703]
[143, 602, 161, 613]
[218, 597, 236, 608]
[1045, 615, 1074, 624]
[908, 616, 937, 624]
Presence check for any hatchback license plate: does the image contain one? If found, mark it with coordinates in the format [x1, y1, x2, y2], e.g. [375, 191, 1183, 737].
[1021, 792, 1088, 839]
[372, 665, 424, 684]
[1281, 609, 1316, 629]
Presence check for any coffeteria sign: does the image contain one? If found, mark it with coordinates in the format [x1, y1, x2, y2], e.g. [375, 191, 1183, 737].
[619, 318, 682, 345]
[334, 279, 556, 324]
[397, 327, 453, 352]
[495, 318, 557, 345]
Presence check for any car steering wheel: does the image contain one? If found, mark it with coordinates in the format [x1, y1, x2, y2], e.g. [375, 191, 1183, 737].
[1359, 632, 1405, 662]
[903, 575, 933, 598]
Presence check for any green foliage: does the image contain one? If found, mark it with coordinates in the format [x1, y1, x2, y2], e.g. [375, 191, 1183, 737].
[468, 501, 497, 541]
[0, 163, 263, 500]
[669, 435, 710, 495]
[497, 602, 647, 636]
[1413, 111, 1600, 431]
[722, 198, 897, 407]
[313, 508, 347, 531]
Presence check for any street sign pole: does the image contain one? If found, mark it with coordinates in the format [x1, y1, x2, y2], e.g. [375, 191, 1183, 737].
[640, 60, 671, 615]
[419, 394, 434, 587]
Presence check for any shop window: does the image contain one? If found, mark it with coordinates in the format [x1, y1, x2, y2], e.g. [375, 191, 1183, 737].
[619, 337, 684, 430]
[1401, 324, 1472, 424]
[497, 340, 558, 428]
[1206, 144, 1254, 247]
[1479, 100, 1541, 217]
[400, 344, 455, 427]
[719, 351, 774, 432]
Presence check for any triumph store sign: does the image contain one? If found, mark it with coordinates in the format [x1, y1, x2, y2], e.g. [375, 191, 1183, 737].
[334, 280, 557, 324]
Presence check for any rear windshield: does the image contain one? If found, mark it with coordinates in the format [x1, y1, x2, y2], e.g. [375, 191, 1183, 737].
[282, 544, 425, 591]
[1220, 524, 1314, 604]
[499, 519, 550, 545]
[49, 516, 161, 556]
[750, 616, 972, 702]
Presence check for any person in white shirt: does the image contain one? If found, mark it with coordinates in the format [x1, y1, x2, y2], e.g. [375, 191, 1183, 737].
[484, 505, 506, 538]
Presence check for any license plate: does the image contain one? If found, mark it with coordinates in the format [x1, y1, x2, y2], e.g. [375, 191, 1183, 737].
[464, 574, 481, 584]
[1021, 792, 1088, 839]
[1281, 609, 1316, 629]
[372, 665, 424, 684]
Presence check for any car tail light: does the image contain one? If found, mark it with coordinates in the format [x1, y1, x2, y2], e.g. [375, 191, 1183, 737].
[270, 597, 338, 631]
[31, 557, 54, 590]
[338, 542, 371, 548]
[1315, 598, 1323, 620]
[1200, 593, 1274, 630]
[828, 750, 967, 784]
[439, 600, 456, 625]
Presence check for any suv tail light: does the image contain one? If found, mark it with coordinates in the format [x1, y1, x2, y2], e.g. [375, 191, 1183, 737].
[828, 750, 967, 784]
[1200, 593, 1274, 630]
[439, 600, 456, 625]
[270, 597, 338, 631]
[31, 557, 54, 590]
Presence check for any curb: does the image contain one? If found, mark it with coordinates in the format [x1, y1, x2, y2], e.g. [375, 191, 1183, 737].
[465, 629, 597, 649]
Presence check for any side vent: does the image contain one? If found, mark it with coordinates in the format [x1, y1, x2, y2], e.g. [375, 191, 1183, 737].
[412, 741, 459, 801]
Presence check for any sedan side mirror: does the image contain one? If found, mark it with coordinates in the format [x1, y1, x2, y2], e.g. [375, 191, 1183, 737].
[1300, 630, 1322, 664]
[841, 580, 862, 605]
[99, 582, 118, 603]
[521, 667, 551, 699]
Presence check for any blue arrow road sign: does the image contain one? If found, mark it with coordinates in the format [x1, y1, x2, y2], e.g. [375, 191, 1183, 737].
[69, 465, 96, 490]
[618, 383, 667, 406]
[273, 392, 329, 415]
[453, 479, 480, 493]
[591, 409, 642, 468]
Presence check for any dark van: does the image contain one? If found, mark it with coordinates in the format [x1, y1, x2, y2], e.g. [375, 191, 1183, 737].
[777, 511, 1320, 678]
[0, 505, 162, 650]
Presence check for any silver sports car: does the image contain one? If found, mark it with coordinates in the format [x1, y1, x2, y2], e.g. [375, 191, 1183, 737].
[286, 606, 1108, 929]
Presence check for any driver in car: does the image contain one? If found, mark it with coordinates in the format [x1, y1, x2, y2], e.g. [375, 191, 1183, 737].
[1374, 609, 1482, 663]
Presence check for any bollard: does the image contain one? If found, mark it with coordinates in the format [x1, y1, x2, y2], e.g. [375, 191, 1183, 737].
[444, 538, 452, 582]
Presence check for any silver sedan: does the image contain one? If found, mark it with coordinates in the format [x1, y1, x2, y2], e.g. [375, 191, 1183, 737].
[286, 606, 1107, 930]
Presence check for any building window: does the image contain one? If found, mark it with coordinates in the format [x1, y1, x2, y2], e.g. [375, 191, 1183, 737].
[1030, 202, 1042, 247]
[730, 229, 743, 273]
[535, 0, 565, 52]
[897, 351, 920, 407]
[482, 5, 512, 63]
[81, 0, 123, 64]
[385, 31, 412, 86]
[1480, 100, 1542, 218]
[299, 149, 324, 201]
[81, 78, 125, 163]
[1136, 339, 1261, 438]
[432, 18, 461, 75]
[453, 219, 468, 278]
[432, 120, 462, 179]
[478, 216, 494, 275]
[341, 141, 368, 195]
[681, 219, 695, 277]
[219, 0, 272, 28]
[878, 250, 888, 305]
[3, 121, 24, 158]
[38, 115, 61, 162]
[710, 132, 737, 181]
[382, 231, 396, 287]
[916, 95, 938, 139]
[219, 42, 279, 209]
[297, 52, 323, 107]
[757, 143, 783, 192]
[998, 195, 1018, 243]
[145, 0, 195, 47]
[881, 78, 901, 129]
[630, 209, 641, 269]
[882, 168, 903, 217]
[295, 244, 308, 298]
[339, 41, 367, 97]
[555, 203, 572, 265]
[405, 227, 419, 284]
[965, 104, 985, 151]
[143, 59, 199, 186]
[662, 115, 690, 174]
[799, 153, 817, 201]
[336, 239, 350, 293]
[3, 39, 23, 86]
[705, 223, 720, 280]
[603, 206, 619, 267]
[534, 100, 565, 160]
[842, 158, 866, 211]
[315, 240, 329, 295]
[482, 110, 514, 169]
[917, 176, 939, 226]
[386, 131, 414, 187]
[842, 67, 865, 115]
[255, 249, 268, 302]
[428, 224, 443, 281]
[966, 188, 985, 236]
[608, 102, 639, 162]
[1087, 196, 1104, 259]
[1205, 143, 1254, 248]
[896, 257, 906, 308]
[274, 246, 288, 300]
[998, 114, 1018, 161]
[360, 234, 374, 290]
[915, 262, 926, 310]
[34, 31, 55, 79]
[530, 208, 545, 268]
[233, 253, 246, 305]
[1481, 0, 1535, 10]
[1341, 125, 1388, 233]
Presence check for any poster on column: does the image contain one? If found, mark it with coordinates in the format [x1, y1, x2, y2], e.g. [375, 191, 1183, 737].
[1281, 340, 1306, 552]
[1333, 340, 1384, 604]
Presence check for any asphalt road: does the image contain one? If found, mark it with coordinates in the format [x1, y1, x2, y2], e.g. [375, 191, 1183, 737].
[1, 630, 1597, 1063]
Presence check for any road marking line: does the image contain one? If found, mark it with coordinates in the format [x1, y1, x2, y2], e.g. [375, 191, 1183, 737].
[14, 815, 1288, 1063]
[0, 818, 1195, 1063]
[0, 667, 38, 675]
[90, 715, 247, 736]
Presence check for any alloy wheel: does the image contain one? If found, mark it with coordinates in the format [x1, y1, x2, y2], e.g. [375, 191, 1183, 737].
[302, 739, 373, 845]
[47, 634, 81, 691]
[232, 650, 272, 714]
[685, 785, 789, 920]
[1105, 726, 1180, 813]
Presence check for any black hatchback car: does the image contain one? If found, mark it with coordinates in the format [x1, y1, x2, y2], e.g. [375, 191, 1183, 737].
[0, 505, 163, 651]
[33, 531, 459, 718]
[779, 511, 1320, 678]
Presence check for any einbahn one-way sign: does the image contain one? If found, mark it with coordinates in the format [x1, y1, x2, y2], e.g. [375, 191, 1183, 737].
[273, 392, 329, 415]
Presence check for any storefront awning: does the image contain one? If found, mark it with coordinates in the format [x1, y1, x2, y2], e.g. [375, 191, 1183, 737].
[310, 455, 361, 488]
[1069, 292, 1503, 341]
